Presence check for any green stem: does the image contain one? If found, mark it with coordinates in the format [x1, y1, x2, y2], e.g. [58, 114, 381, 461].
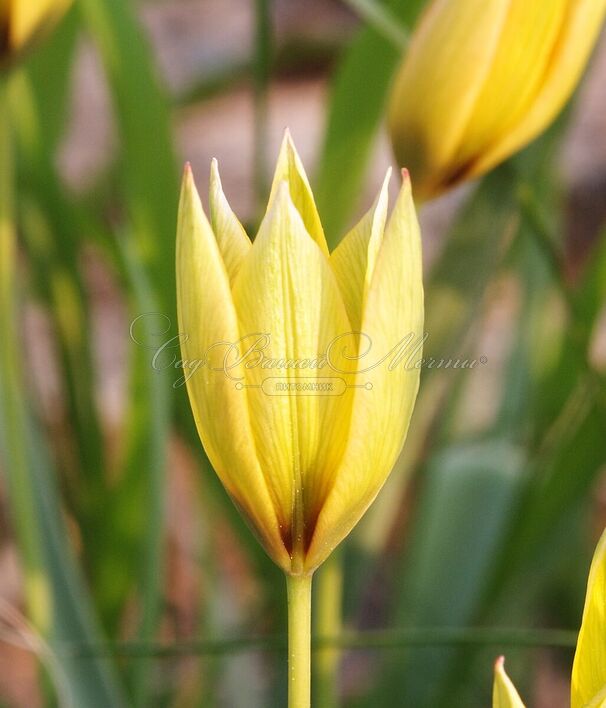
[286, 573, 313, 708]
[314, 552, 343, 707]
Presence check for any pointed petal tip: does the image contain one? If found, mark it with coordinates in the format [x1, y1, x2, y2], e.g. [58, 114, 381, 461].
[381, 166, 393, 188]
[495, 656, 505, 670]
[280, 127, 299, 155]
[181, 162, 196, 192]
[268, 128, 329, 254]
[209, 157, 221, 184]
[399, 167, 415, 201]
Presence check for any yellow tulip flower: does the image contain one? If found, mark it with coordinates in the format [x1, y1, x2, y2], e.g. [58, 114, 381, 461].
[177, 132, 423, 706]
[1, 0, 72, 65]
[388, 0, 606, 200]
[177, 131, 424, 576]
[493, 527, 606, 707]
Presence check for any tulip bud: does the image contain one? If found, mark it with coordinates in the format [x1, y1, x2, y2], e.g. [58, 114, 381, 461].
[492, 657, 525, 708]
[493, 527, 606, 708]
[571, 528, 606, 708]
[176, 132, 424, 574]
[1, 0, 72, 67]
[388, 0, 606, 200]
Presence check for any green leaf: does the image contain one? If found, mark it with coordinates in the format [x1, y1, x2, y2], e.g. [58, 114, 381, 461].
[114, 235, 170, 707]
[0, 78, 127, 708]
[375, 441, 525, 707]
[77, 0, 180, 310]
[12, 64, 117, 630]
[315, 0, 425, 246]
[21, 412, 129, 708]
[75, 3, 181, 702]
[21, 5, 78, 151]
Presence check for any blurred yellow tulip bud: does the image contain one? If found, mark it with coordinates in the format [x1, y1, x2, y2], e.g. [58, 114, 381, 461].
[176, 132, 424, 575]
[1, 0, 72, 66]
[388, 0, 606, 200]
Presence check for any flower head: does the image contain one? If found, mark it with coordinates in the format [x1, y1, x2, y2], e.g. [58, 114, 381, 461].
[389, 0, 606, 200]
[176, 132, 424, 574]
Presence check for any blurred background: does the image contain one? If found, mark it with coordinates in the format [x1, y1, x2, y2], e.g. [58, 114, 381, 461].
[0, 1, 606, 706]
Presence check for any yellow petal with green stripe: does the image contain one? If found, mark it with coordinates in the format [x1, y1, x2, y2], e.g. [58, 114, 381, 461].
[306, 172, 423, 570]
[266, 130, 329, 256]
[232, 182, 352, 571]
[472, 0, 606, 180]
[208, 158, 251, 286]
[388, 0, 510, 199]
[330, 169, 391, 332]
[176, 165, 289, 569]
[451, 0, 567, 173]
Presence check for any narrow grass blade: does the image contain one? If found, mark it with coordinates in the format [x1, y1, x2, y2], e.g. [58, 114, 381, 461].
[0, 78, 127, 708]
[315, 0, 425, 245]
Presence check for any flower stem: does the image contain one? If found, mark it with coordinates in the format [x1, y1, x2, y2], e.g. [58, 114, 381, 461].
[286, 573, 313, 708]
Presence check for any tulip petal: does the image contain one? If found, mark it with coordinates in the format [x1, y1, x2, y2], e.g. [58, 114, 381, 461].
[208, 159, 251, 286]
[330, 169, 391, 331]
[232, 182, 352, 569]
[472, 0, 606, 180]
[571, 528, 606, 708]
[451, 1, 567, 173]
[493, 657, 525, 708]
[267, 130, 329, 256]
[176, 165, 289, 568]
[306, 171, 423, 570]
[586, 687, 606, 708]
[388, 0, 510, 198]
